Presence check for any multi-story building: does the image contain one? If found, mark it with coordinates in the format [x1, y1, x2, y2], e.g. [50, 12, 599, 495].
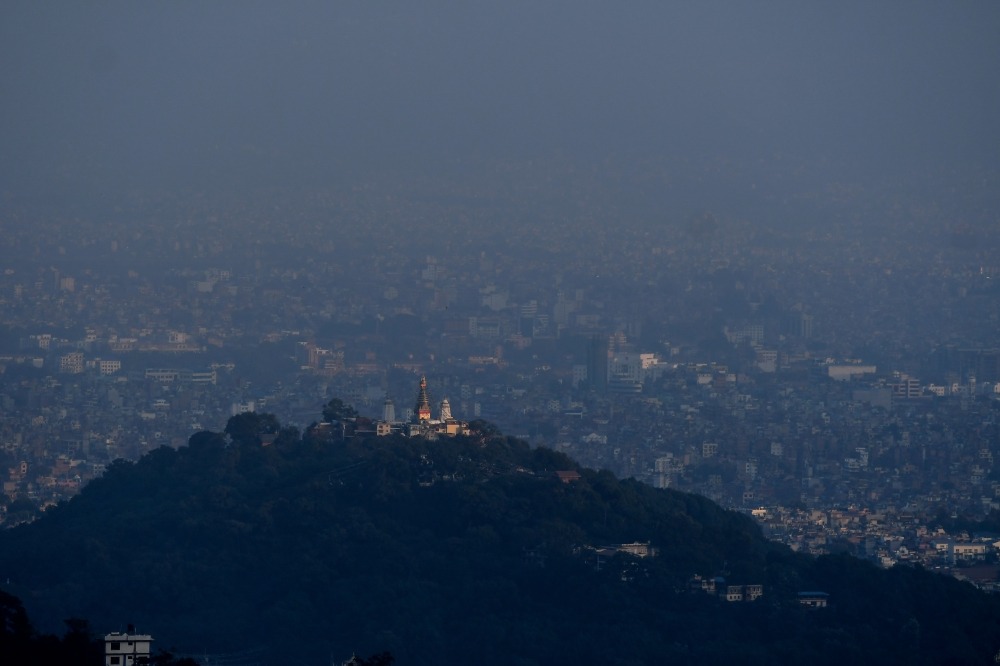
[59, 352, 84, 374]
[104, 628, 152, 666]
[98, 359, 122, 376]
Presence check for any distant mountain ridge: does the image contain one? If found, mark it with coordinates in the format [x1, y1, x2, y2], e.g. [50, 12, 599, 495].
[2, 411, 1000, 664]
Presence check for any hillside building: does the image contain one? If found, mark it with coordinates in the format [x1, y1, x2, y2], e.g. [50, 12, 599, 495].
[105, 628, 152, 666]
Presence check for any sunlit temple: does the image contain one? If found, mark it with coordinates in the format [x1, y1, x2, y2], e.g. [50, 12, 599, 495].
[374, 376, 469, 438]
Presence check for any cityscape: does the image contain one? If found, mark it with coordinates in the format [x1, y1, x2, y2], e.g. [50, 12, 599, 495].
[4, 3, 1000, 661]
[2, 154, 999, 586]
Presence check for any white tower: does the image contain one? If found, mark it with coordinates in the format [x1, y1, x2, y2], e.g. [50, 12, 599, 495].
[439, 398, 452, 421]
[382, 397, 396, 423]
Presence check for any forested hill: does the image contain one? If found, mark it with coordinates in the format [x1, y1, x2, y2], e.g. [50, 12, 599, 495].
[2, 415, 1000, 665]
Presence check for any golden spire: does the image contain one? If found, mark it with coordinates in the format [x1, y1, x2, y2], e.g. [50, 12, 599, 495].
[414, 376, 432, 422]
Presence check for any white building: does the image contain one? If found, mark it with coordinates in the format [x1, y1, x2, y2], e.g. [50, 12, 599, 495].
[606, 351, 663, 393]
[105, 629, 153, 666]
[953, 543, 988, 562]
[827, 365, 877, 381]
[99, 359, 122, 375]
[59, 352, 84, 374]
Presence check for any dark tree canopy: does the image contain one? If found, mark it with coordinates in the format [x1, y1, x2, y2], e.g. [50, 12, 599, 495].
[344, 651, 394, 666]
[323, 398, 359, 422]
[224, 411, 280, 446]
[3, 404, 1000, 664]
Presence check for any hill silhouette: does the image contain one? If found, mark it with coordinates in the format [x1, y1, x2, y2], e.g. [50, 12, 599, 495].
[2, 411, 1000, 664]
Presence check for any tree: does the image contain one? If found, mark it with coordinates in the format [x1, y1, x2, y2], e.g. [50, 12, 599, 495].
[0, 590, 33, 643]
[149, 649, 201, 665]
[467, 420, 502, 443]
[273, 426, 301, 448]
[323, 398, 358, 422]
[224, 412, 281, 446]
[188, 431, 226, 450]
[57, 618, 102, 664]
[5, 496, 39, 524]
[344, 651, 394, 666]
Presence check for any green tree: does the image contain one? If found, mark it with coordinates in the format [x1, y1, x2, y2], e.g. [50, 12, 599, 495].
[467, 419, 502, 443]
[323, 398, 359, 422]
[224, 412, 280, 446]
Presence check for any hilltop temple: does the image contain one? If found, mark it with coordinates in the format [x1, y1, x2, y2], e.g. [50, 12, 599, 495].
[375, 376, 469, 438]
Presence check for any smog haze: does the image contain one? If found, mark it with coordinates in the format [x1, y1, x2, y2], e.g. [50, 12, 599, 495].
[3, 2, 999, 194]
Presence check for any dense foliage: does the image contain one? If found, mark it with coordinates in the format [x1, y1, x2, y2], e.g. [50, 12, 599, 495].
[0, 591, 195, 665]
[0, 594, 101, 665]
[2, 413, 1000, 664]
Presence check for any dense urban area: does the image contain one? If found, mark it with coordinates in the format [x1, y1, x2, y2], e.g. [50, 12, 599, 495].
[2, 155, 1000, 587]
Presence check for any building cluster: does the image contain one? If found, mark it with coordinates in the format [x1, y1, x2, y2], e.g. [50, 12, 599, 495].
[755, 504, 1000, 590]
[1, 152, 999, 598]
[688, 575, 765, 603]
[371, 376, 470, 439]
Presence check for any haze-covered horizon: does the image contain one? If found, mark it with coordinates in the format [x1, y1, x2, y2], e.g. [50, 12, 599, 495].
[3, 2, 999, 196]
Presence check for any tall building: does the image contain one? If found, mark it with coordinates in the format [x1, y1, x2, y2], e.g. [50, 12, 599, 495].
[784, 311, 814, 339]
[608, 350, 653, 393]
[586, 335, 609, 394]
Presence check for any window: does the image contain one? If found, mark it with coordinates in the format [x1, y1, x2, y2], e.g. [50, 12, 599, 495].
[110, 658, 121, 665]
[111, 642, 121, 650]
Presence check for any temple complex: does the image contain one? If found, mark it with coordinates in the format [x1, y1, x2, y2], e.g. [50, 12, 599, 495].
[375, 375, 469, 438]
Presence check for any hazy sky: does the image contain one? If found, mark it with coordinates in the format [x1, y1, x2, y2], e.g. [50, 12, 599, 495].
[2, 2, 999, 194]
